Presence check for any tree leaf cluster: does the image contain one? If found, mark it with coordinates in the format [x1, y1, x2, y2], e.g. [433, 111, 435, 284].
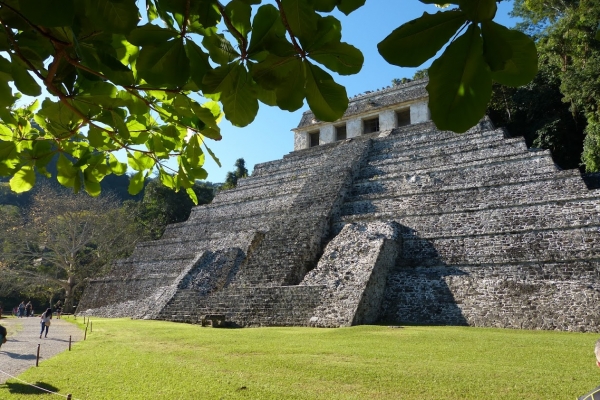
[378, 0, 538, 132]
[511, 0, 600, 171]
[0, 0, 536, 199]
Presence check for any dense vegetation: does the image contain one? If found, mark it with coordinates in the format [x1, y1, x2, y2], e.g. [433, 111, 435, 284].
[0, 175, 219, 311]
[0, 0, 535, 198]
[487, 0, 600, 171]
[2, 319, 599, 399]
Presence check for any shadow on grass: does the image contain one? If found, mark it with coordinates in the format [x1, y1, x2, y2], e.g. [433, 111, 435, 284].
[2, 381, 60, 395]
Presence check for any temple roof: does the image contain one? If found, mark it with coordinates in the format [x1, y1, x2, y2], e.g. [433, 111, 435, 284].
[295, 78, 428, 130]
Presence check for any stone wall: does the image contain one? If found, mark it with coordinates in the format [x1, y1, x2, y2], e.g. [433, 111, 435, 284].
[301, 221, 401, 327]
[381, 262, 600, 331]
[79, 109, 600, 332]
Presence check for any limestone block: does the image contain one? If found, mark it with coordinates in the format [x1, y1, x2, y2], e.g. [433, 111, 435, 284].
[320, 125, 336, 144]
[294, 131, 309, 150]
[301, 221, 401, 327]
[347, 118, 362, 138]
[410, 101, 430, 123]
[379, 110, 396, 131]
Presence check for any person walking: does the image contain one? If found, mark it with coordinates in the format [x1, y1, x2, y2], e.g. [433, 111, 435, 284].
[17, 301, 25, 318]
[55, 300, 62, 319]
[25, 301, 32, 317]
[39, 308, 52, 339]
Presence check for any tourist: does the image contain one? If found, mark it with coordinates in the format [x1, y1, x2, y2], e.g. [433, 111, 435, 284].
[0, 324, 6, 349]
[17, 301, 25, 318]
[39, 308, 52, 339]
[579, 339, 600, 399]
[25, 301, 32, 317]
[55, 300, 63, 319]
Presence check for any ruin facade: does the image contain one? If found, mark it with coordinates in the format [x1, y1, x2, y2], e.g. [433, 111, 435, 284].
[78, 79, 600, 332]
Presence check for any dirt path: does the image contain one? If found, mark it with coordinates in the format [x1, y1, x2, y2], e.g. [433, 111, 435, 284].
[0, 316, 84, 384]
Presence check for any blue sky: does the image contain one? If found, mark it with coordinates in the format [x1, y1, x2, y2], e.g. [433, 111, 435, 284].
[201, 0, 519, 182]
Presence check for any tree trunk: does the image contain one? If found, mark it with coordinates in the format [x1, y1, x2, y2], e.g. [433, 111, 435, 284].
[64, 276, 76, 313]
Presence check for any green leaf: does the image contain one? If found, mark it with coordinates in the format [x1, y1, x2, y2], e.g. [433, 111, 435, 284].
[309, 42, 363, 75]
[128, 171, 145, 195]
[304, 60, 348, 122]
[186, 41, 211, 89]
[337, 0, 365, 15]
[83, 169, 102, 196]
[146, 0, 159, 21]
[0, 141, 18, 170]
[10, 55, 41, 96]
[159, 169, 176, 189]
[111, 111, 131, 140]
[186, 187, 199, 205]
[88, 126, 110, 148]
[481, 21, 513, 72]
[247, 4, 288, 56]
[0, 27, 11, 51]
[488, 24, 538, 87]
[189, 0, 221, 29]
[249, 55, 305, 111]
[9, 165, 35, 193]
[56, 154, 79, 189]
[127, 24, 177, 47]
[224, 0, 252, 38]
[255, 84, 277, 106]
[313, 0, 337, 12]
[108, 153, 127, 175]
[97, 51, 135, 86]
[202, 33, 240, 66]
[0, 75, 14, 108]
[84, 0, 139, 35]
[281, 0, 318, 42]
[20, 0, 75, 27]
[204, 144, 221, 167]
[378, 10, 468, 67]
[303, 16, 342, 52]
[459, 0, 497, 22]
[137, 38, 190, 88]
[204, 63, 259, 127]
[427, 24, 492, 133]
[127, 151, 155, 171]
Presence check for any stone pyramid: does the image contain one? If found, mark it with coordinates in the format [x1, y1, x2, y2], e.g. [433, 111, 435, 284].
[78, 80, 600, 332]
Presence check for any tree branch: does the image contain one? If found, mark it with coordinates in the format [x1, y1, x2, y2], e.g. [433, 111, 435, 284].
[274, 0, 306, 58]
[217, 1, 248, 60]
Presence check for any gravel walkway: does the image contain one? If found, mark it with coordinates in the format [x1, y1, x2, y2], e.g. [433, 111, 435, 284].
[0, 316, 84, 384]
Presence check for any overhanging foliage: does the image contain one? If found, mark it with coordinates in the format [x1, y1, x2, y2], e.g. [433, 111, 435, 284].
[0, 0, 536, 199]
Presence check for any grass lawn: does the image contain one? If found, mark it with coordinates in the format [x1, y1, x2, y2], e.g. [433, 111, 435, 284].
[1, 318, 600, 399]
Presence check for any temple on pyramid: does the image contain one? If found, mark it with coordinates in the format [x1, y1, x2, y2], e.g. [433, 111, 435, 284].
[77, 78, 600, 331]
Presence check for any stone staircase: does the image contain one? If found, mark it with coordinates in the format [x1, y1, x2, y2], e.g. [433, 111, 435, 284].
[78, 118, 600, 331]
[328, 120, 600, 331]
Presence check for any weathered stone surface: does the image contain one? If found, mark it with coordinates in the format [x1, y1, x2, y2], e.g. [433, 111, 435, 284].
[301, 221, 401, 327]
[78, 83, 600, 332]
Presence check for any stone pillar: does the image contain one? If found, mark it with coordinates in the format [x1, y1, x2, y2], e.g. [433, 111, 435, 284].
[379, 110, 397, 131]
[410, 101, 430, 123]
[320, 125, 336, 144]
[294, 131, 309, 151]
[347, 118, 362, 138]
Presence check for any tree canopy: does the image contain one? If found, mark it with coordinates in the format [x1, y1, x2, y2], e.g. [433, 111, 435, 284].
[0, 0, 537, 199]
[0, 184, 144, 310]
[506, 0, 600, 171]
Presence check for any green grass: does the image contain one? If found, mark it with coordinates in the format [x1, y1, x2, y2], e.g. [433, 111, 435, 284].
[1, 318, 600, 399]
